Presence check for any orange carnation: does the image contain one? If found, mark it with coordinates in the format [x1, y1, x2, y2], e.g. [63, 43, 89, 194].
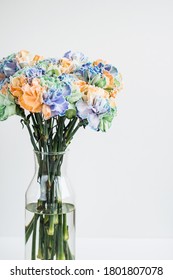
[1, 83, 8, 95]
[33, 55, 44, 63]
[103, 70, 114, 88]
[10, 75, 27, 98]
[93, 59, 107, 66]
[60, 58, 73, 74]
[82, 85, 109, 103]
[16, 50, 31, 64]
[74, 80, 87, 92]
[16, 50, 44, 66]
[19, 78, 44, 113]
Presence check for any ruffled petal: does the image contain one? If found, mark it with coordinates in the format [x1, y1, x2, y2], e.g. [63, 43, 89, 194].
[87, 113, 100, 131]
[76, 99, 91, 120]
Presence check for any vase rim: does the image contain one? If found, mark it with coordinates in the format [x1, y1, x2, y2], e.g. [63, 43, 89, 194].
[34, 149, 68, 155]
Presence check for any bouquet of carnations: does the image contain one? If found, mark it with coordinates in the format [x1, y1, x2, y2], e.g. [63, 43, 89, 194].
[0, 50, 122, 260]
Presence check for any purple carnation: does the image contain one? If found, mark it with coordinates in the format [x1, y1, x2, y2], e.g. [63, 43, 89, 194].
[43, 58, 58, 64]
[76, 96, 110, 131]
[60, 82, 71, 97]
[3, 60, 18, 77]
[97, 63, 118, 77]
[63, 51, 88, 64]
[75, 63, 102, 82]
[58, 73, 76, 83]
[43, 88, 69, 117]
[25, 67, 45, 79]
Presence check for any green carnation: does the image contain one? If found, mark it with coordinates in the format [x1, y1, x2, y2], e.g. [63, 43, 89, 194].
[66, 86, 82, 103]
[99, 108, 117, 132]
[40, 76, 61, 88]
[0, 92, 16, 121]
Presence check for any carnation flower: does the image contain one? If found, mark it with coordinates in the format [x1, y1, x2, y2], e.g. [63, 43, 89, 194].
[59, 58, 74, 74]
[0, 92, 16, 121]
[19, 78, 44, 113]
[25, 67, 45, 80]
[63, 51, 88, 70]
[75, 63, 102, 84]
[0, 50, 44, 90]
[43, 88, 69, 117]
[1, 50, 123, 131]
[0, 50, 123, 262]
[10, 75, 27, 98]
[16, 50, 43, 67]
[3, 60, 18, 77]
[76, 95, 110, 131]
[99, 108, 117, 132]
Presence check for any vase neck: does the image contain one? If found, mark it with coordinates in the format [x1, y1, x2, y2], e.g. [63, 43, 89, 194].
[34, 150, 68, 177]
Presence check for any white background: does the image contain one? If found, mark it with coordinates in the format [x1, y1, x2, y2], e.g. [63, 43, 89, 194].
[0, 0, 173, 246]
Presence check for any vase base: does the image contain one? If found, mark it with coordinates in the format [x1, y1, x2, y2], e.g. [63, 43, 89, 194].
[25, 202, 75, 260]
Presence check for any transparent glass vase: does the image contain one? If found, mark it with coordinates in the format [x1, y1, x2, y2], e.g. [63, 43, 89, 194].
[25, 150, 75, 260]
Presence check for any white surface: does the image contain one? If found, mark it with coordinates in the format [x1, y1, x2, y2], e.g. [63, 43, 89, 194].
[0, 0, 173, 240]
[0, 237, 173, 260]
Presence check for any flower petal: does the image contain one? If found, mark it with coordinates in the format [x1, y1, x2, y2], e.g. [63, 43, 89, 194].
[87, 113, 100, 131]
[76, 99, 91, 119]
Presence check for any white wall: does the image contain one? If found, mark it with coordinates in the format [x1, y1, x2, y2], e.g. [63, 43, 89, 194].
[0, 0, 173, 239]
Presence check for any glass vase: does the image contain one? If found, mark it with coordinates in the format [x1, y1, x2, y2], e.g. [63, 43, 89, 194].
[25, 150, 75, 260]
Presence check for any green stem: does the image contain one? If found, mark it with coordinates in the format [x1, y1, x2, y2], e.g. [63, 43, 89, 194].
[26, 113, 80, 260]
[37, 215, 44, 260]
[63, 214, 69, 241]
[66, 242, 74, 260]
[56, 214, 65, 260]
[43, 227, 48, 259]
[51, 224, 57, 259]
[25, 213, 40, 244]
[64, 241, 74, 260]
[25, 121, 38, 152]
[65, 120, 84, 145]
[48, 215, 55, 236]
[64, 117, 77, 142]
[25, 217, 34, 244]
[31, 214, 39, 260]
[64, 241, 69, 259]
[50, 155, 62, 185]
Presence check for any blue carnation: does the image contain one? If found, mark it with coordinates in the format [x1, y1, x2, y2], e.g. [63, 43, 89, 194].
[43, 88, 69, 117]
[75, 63, 102, 82]
[76, 96, 111, 131]
[97, 63, 118, 77]
[58, 73, 76, 83]
[3, 60, 19, 77]
[25, 67, 45, 79]
[63, 51, 88, 64]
